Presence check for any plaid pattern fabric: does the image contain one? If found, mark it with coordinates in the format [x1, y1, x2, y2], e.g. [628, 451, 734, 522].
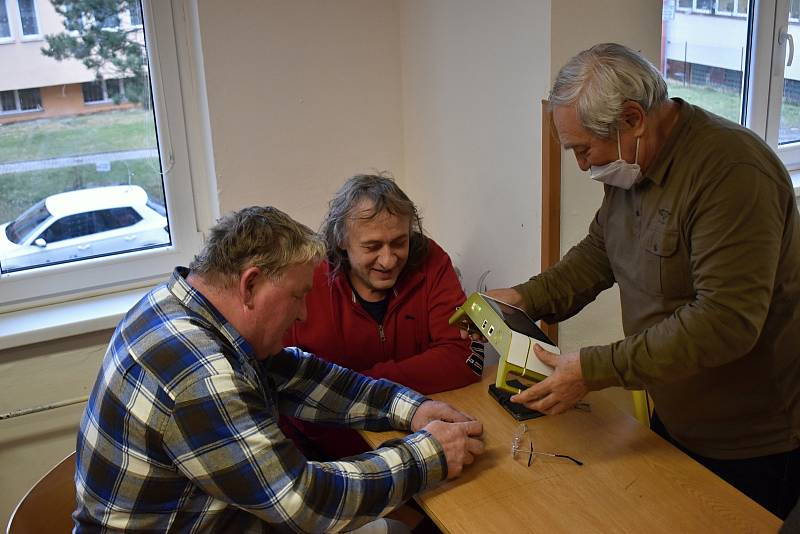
[74, 268, 446, 533]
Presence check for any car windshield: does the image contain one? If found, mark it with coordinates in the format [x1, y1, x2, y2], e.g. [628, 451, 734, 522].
[146, 199, 166, 217]
[5, 200, 51, 244]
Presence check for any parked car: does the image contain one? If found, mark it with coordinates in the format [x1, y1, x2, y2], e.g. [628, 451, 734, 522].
[0, 185, 170, 272]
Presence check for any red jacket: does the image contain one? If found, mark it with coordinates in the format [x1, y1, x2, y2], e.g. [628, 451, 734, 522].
[281, 238, 478, 458]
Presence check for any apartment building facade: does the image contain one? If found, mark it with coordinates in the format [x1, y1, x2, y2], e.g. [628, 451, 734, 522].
[0, 0, 142, 125]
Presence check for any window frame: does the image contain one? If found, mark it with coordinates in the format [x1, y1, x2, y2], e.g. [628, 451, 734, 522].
[0, 0, 218, 317]
[744, 0, 800, 169]
[693, 0, 715, 14]
[0, 0, 14, 43]
[791, 0, 800, 20]
[128, 5, 143, 28]
[15, 0, 41, 41]
[81, 78, 127, 104]
[0, 87, 42, 115]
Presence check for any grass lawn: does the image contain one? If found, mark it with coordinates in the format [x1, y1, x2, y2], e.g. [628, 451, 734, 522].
[668, 80, 800, 142]
[668, 80, 742, 122]
[0, 158, 165, 223]
[0, 108, 163, 223]
[0, 108, 157, 164]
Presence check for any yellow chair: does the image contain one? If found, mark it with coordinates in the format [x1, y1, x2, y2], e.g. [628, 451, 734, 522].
[631, 390, 653, 427]
[6, 452, 76, 534]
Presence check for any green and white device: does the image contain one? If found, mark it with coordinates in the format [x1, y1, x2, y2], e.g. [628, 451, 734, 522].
[449, 292, 558, 394]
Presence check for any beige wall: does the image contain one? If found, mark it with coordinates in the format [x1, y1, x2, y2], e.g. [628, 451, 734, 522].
[550, 0, 663, 412]
[398, 0, 550, 294]
[0, 330, 112, 523]
[198, 0, 405, 229]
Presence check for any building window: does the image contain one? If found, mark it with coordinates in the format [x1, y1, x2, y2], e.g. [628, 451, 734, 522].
[694, 0, 713, 11]
[81, 78, 126, 103]
[676, 0, 748, 14]
[16, 0, 40, 38]
[737, 0, 748, 15]
[0, 88, 42, 113]
[100, 13, 120, 29]
[0, 0, 214, 311]
[129, 2, 142, 26]
[81, 80, 104, 103]
[0, 0, 12, 41]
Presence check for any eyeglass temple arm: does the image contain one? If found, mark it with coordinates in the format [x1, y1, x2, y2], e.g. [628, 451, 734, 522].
[531, 450, 584, 466]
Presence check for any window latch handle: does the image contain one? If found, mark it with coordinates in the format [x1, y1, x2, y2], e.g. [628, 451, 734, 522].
[779, 29, 794, 67]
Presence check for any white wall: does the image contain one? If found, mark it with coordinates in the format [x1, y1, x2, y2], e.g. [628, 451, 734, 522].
[198, 0, 405, 229]
[0, 330, 112, 524]
[398, 0, 550, 295]
[550, 0, 663, 411]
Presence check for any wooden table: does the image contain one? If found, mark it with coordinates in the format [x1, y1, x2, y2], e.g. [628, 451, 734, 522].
[361, 367, 782, 533]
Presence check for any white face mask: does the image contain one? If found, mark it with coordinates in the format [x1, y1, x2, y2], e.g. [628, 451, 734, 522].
[589, 131, 642, 190]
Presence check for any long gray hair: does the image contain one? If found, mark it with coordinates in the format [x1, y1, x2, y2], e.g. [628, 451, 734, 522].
[320, 174, 428, 279]
[549, 43, 668, 138]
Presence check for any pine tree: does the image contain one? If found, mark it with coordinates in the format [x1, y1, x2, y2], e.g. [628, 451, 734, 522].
[41, 0, 150, 105]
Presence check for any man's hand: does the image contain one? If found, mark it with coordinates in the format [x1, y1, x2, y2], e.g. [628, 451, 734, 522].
[458, 288, 525, 340]
[423, 419, 485, 479]
[483, 288, 524, 307]
[410, 400, 475, 431]
[510, 345, 588, 414]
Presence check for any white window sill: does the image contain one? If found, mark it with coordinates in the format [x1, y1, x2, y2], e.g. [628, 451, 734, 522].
[0, 287, 150, 351]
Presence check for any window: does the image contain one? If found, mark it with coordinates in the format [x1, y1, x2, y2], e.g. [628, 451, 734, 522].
[100, 13, 120, 29]
[0, 0, 12, 41]
[695, 0, 714, 11]
[17, 88, 42, 110]
[81, 80, 104, 103]
[662, 0, 800, 175]
[0, 88, 42, 113]
[81, 78, 126, 103]
[129, 2, 142, 26]
[737, 0, 749, 14]
[105, 78, 123, 100]
[16, 0, 39, 38]
[676, 0, 749, 13]
[0, 0, 215, 314]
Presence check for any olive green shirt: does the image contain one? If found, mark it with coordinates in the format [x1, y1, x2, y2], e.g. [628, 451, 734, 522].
[515, 99, 800, 459]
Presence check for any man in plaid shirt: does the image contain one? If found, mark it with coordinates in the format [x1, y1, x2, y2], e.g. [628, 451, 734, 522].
[74, 206, 484, 533]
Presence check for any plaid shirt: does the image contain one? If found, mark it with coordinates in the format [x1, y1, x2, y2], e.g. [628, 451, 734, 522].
[74, 268, 446, 533]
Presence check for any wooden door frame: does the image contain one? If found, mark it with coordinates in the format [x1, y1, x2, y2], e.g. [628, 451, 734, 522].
[540, 100, 561, 343]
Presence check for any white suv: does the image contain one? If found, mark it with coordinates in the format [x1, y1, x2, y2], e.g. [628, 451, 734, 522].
[0, 185, 170, 272]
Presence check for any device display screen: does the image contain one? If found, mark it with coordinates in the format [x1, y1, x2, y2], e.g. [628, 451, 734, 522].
[481, 294, 555, 345]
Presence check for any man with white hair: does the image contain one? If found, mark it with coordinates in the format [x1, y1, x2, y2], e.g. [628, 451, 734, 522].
[74, 206, 484, 533]
[484, 43, 800, 519]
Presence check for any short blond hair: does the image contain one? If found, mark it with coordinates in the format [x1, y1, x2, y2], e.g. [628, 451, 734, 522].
[189, 206, 324, 287]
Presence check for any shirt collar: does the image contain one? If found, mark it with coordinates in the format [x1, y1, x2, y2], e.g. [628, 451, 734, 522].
[642, 97, 693, 187]
[167, 267, 257, 362]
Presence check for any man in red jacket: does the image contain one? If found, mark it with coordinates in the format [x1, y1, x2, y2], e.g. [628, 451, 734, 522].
[281, 174, 481, 459]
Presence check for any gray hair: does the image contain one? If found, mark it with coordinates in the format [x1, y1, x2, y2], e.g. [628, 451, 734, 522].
[549, 42, 668, 138]
[189, 206, 325, 287]
[320, 173, 428, 278]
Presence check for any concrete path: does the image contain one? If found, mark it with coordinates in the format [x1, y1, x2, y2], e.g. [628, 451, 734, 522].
[0, 148, 158, 175]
